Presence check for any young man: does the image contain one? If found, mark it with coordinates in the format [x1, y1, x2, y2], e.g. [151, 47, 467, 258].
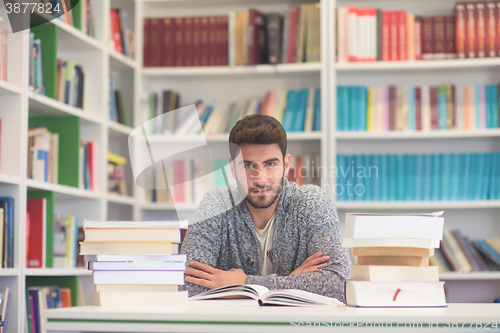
[179, 114, 350, 301]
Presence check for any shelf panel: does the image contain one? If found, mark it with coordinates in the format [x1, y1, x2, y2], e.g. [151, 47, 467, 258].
[28, 91, 102, 125]
[142, 63, 322, 77]
[109, 49, 138, 70]
[335, 201, 500, 210]
[108, 121, 133, 136]
[335, 130, 500, 140]
[440, 272, 500, 280]
[335, 58, 500, 71]
[26, 179, 102, 200]
[51, 18, 104, 51]
[0, 174, 21, 185]
[0, 269, 20, 276]
[106, 194, 135, 205]
[24, 268, 92, 276]
[0, 80, 23, 95]
[141, 203, 199, 211]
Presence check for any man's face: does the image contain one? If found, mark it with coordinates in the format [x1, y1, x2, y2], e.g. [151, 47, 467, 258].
[230, 143, 291, 209]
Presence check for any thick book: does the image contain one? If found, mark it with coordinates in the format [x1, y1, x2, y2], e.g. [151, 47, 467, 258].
[95, 291, 188, 307]
[191, 284, 343, 307]
[83, 219, 188, 229]
[84, 254, 186, 262]
[83, 228, 182, 243]
[351, 265, 439, 282]
[80, 242, 179, 255]
[343, 238, 440, 249]
[26, 198, 46, 268]
[89, 261, 185, 271]
[357, 255, 429, 267]
[93, 270, 185, 285]
[345, 281, 447, 307]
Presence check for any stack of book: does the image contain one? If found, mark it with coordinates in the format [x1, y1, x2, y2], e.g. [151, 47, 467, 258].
[0, 27, 7, 82]
[27, 126, 59, 184]
[343, 212, 446, 307]
[56, 59, 85, 109]
[110, 8, 136, 59]
[107, 152, 127, 196]
[78, 140, 98, 192]
[337, 84, 500, 132]
[81, 219, 188, 307]
[27, 285, 71, 333]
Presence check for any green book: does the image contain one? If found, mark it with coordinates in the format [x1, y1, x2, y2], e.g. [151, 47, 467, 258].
[376, 9, 382, 61]
[71, 0, 82, 30]
[31, 24, 58, 99]
[27, 191, 55, 268]
[29, 117, 81, 188]
[26, 275, 79, 306]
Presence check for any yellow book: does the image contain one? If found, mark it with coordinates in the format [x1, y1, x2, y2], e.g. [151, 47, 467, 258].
[366, 88, 373, 132]
[107, 152, 126, 165]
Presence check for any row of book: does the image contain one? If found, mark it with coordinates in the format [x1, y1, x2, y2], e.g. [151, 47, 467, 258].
[82, 220, 188, 307]
[344, 212, 446, 307]
[432, 229, 500, 273]
[0, 197, 14, 269]
[27, 126, 59, 184]
[109, 72, 131, 126]
[337, 84, 500, 132]
[0, 27, 7, 82]
[107, 152, 127, 197]
[56, 59, 85, 109]
[143, 3, 320, 67]
[78, 140, 98, 192]
[27, 197, 84, 269]
[336, 152, 500, 202]
[26, 286, 71, 333]
[29, 33, 45, 95]
[144, 154, 321, 205]
[109, 8, 136, 59]
[40, 0, 95, 37]
[143, 88, 321, 136]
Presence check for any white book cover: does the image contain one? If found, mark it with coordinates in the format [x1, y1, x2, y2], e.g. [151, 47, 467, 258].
[337, 8, 348, 62]
[85, 254, 187, 262]
[89, 261, 186, 271]
[83, 219, 188, 229]
[93, 270, 185, 285]
[343, 237, 441, 249]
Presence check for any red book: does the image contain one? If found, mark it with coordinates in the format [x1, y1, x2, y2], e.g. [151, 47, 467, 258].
[433, 16, 446, 59]
[192, 17, 201, 66]
[476, 2, 487, 57]
[397, 10, 407, 60]
[149, 18, 163, 67]
[455, 3, 467, 58]
[415, 87, 422, 130]
[422, 16, 434, 60]
[440, 240, 459, 272]
[389, 11, 398, 61]
[200, 17, 209, 66]
[248, 9, 266, 65]
[110, 10, 123, 53]
[381, 11, 391, 61]
[287, 6, 300, 63]
[208, 16, 217, 66]
[161, 18, 175, 67]
[175, 17, 184, 67]
[389, 86, 396, 130]
[465, 3, 477, 58]
[221, 16, 229, 66]
[430, 86, 438, 130]
[184, 17, 193, 67]
[172, 160, 186, 203]
[87, 141, 97, 192]
[415, 16, 423, 60]
[485, 2, 497, 57]
[295, 156, 304, 185]
[143, 19, 151, 67]
[26, 198, 46, 268]
[445, 16, 457, 58]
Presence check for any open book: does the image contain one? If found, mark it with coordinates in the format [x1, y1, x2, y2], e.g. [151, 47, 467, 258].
[190, 284, 344, 306]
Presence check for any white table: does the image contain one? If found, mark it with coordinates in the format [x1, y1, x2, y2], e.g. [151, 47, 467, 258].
[44, 300, 500, 333]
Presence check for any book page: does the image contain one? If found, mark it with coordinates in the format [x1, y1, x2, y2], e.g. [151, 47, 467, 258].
[261, 289, 344, 306]
[190, 284, 270, 301]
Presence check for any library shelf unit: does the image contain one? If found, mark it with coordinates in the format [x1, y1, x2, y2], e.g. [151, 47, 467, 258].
[330, 0, 500, 303]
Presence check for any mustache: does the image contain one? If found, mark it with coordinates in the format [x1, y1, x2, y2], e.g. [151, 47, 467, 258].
[249, 185, 273, 191]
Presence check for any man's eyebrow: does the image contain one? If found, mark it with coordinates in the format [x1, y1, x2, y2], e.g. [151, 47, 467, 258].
[240, 158, 280, 165]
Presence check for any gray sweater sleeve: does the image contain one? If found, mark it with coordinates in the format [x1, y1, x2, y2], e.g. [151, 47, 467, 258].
[245, 193, 351, 302]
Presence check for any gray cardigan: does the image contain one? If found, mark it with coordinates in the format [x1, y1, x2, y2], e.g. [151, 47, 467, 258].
[179, 178, 351, 302]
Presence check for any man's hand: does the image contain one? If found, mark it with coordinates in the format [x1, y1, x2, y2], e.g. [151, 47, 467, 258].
[185, 261, 247, 290]
[288, 252, 329, 276]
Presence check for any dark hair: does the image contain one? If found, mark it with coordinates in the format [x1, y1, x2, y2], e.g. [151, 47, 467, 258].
[228, 114, 287, 160]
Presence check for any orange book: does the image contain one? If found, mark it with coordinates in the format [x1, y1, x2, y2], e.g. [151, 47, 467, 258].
[60, 288, 72, 307]
[407, 14, 415, 60]
[357, 255, 430, 266]
[455, 3, 467, 58]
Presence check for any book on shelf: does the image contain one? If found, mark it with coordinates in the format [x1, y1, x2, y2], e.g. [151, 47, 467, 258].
[0, 287, 11, 333]
[143, 3, 319, 67]
[29, 33, 45, 95]
[0, 27, 7, 82]
[55, 59, 85, 109]
[110, 8, 135, 59]
[337, 84, 500, 132]
[53, 215, 82, 269]
[107, 152, 127, 196]
[26, 285, 71, 333]
[336, 151, 500, 202]
[108, 72, 131, 126]
[27, 126, 59, 184]
[191, 284, 343, 306]
[0, 197, 14, 269]
[78, 140, 98, 192]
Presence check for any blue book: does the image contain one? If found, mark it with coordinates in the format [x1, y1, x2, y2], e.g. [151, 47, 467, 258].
[343, 86, 350, 131]
[282, 90, 298, 132]
[408, 87, 416, 131]
[437, 86, 447, 130]
[491, 85, 499, 128]
[313, 88, 321, 131]
[481, 153, 491, 200]
[336, 155, 346, 201]
[496, 152, 500, 199]
[380, 154, 389, 201]
[430, 154, 441, 201]
[476, 239, 500, 262]
[29, 288, 41, 333]
[109, 73, 116, 121]
[396, 154, 405, 201]
[0, 197, 14, 268]
[337, 87, 344, 131]
[293, 89, 309, 132]
[371, 155, 381, 201]
[470, 153, 480, 200]
[485, 85, 492, 128]
[363, 154, 372, 201]
[475, 85, 481, 130]
[463, 153, 472, 200]
[354, 154, 364, 201]
[359, 86, 367, 131]
[51, 287, 62, 308]
[405, 154, 416, 201]
[414, 154, 424, 201]
[456, 230, 483, 272]
[422, 154, 432, 201]
[388, 154, 397, 201]
[350, 87, 358, 131]
[72, 217, 79, 267]
[489, 152, 498, 199]
[345, 155, 355, 201]
[199, 105, 214, 126]
[440, 153, 451, 201]
[449, 153, 460, 201]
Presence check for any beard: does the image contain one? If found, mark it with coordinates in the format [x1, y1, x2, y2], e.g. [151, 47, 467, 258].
[244, 174, 284, 210]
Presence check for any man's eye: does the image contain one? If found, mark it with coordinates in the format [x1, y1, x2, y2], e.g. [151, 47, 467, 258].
[244, 164, 252, 169]
[267, 162, 276, 167]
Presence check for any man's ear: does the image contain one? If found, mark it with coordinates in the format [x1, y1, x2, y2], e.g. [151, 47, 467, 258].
[284, 154, 291, 178]
[229, 157, 235, 178]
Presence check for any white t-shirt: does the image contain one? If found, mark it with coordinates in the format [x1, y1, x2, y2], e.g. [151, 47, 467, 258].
[255, 213, 276, 276]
